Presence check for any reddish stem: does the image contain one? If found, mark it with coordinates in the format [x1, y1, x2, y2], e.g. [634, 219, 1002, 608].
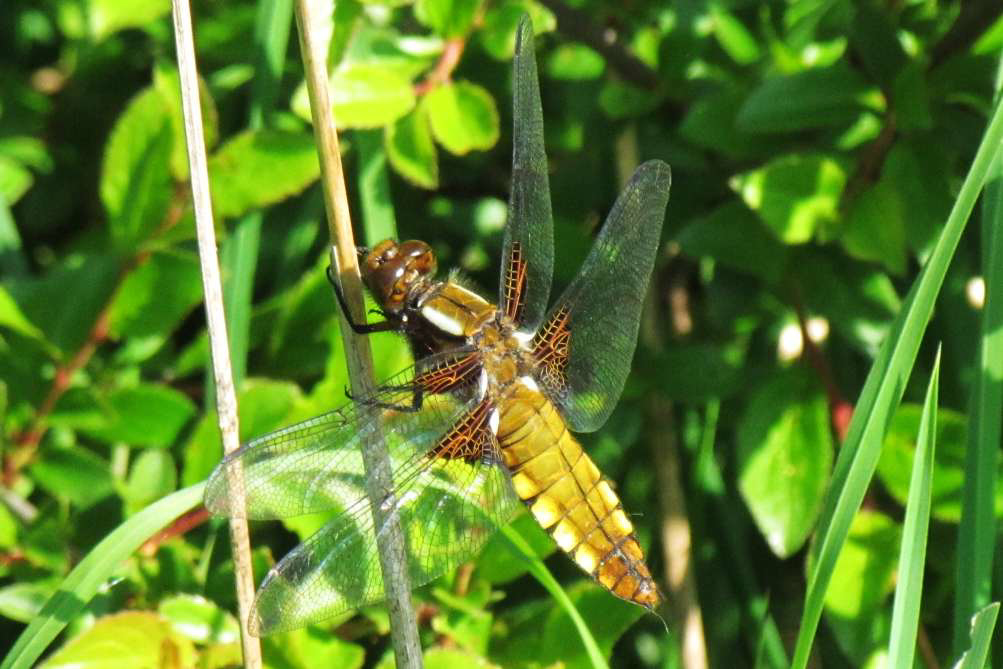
[140, 507, 210, 557]
[414, 38, 466, 96]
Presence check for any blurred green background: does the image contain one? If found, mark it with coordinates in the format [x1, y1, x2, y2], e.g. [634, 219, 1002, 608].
[2, 0, 1003, 667]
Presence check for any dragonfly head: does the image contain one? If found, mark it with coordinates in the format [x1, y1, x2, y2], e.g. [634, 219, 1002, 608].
[361, 239, 438, 312]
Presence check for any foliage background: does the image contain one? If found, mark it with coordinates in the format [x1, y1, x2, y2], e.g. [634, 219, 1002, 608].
[1, 0, 1003, 667]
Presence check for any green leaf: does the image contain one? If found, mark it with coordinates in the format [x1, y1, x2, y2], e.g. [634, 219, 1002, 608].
[822, 510, 900, 661]
[261, 627, 365, 669]
[479, 1, 555, 60]
[342, 27, 441, 80]
[734, 154, 846, 244]
[737, 370, 833, 557]
[108, 250, 203, 342]
[710, 3, 760, 65]
[679, 89, 774, 159]
[100, 88, 173, 250]
[0, 156, 33, 205]
[38, 612, 196, 669]
[887, 350, 938, 669]
[385, 108, 439, 189]
[208, 130, 320, 219]
[737, 64, 875, 133]
[0, 285, 43, 340]
[0, 582, 52, 624]
[424, 81, 500, 155]
[158, 594, 240, 644]
[86, 0, 170, 41]
[292, 64, 416, 129]
[677, 201, 787, 283]
[124, 450, 177, 509]
[81, 384, 196, 449]
[546, 44, 605, 81]
[2, 484, 205, 669]
[822, 513, 902, 617]
[153, 63, 219, 180]
[877, 406, 1003, 523]
[415, 0, 481, 37]
[598, 80, 662, 120]
[5, 254, 120, 354]
[423, 648, 491, 668]
[841, 183, 907, 275]
[29, 447, 114, 508]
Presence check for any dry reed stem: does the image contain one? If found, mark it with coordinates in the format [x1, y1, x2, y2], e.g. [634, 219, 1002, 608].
[169, 1, 262, 666]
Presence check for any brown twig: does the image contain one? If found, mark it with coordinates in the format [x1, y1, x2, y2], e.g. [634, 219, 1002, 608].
[790, 284, 853, 442]
[414, 38, 466, 96]
[139, 507, 210, 557]
[930, 0, 1003, 69]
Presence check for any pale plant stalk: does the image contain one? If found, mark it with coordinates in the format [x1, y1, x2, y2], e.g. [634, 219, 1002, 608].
[169, 1, 262, 667]
[292, 0, 423, 666]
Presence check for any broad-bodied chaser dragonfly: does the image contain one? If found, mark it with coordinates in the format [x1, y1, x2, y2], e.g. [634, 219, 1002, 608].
[206, 17, 671, 635]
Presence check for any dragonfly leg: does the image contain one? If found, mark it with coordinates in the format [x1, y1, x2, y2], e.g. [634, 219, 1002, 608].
[327, 265, 398, 335]
[351, 383, 426, 413]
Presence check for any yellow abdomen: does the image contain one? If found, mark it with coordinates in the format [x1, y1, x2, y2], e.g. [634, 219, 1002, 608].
[495, 382, 658, 609]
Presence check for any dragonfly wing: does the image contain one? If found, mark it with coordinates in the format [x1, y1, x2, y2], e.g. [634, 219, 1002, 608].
[535, 160, 672, 432]
[248, 413, 520, 635]
[204, 350, 481, 521]
[500, 16, 553, 333]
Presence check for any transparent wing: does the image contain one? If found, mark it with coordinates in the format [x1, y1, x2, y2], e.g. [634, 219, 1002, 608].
[541, 160, 672, 432]
[249, 446, 518, 634]
[205, 352, 476, 521]
[500, 15, 553, 333]
[204, 351, 521, 634]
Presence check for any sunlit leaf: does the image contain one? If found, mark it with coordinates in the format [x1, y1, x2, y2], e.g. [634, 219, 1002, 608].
[733, 154, 846, 244]
[208, 130, 320, 219]
[738, 370, 833, 558]
[100, 89, 173, 250]
[424, 81, 499, 155]
[292, 64, 416, 129]
[39, 612, 196, 669]
[385, 109, 439, 189]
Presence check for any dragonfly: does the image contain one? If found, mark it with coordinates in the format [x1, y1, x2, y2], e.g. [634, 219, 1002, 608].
[205, 16, 671, 636]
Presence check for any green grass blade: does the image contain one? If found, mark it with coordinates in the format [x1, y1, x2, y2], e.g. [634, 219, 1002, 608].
[887, 347, 939, 669]
[954, 603, 1001, 669]
[791, 94, 1003, 669]
[954, 56, 1003, 652]
[0, 483, 206, 669]
[500, 524, 609, 669]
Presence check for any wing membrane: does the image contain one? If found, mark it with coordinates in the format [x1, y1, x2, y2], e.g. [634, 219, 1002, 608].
[204, 352, 477, 520]
[500, 16, 553, 333]
[541, 160, 672, 432]
[204, 352, 522, 633]
[249, 451, 518, 634]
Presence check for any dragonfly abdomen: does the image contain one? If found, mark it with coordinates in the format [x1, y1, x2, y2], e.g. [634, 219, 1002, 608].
[495, 383, 659, 610]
